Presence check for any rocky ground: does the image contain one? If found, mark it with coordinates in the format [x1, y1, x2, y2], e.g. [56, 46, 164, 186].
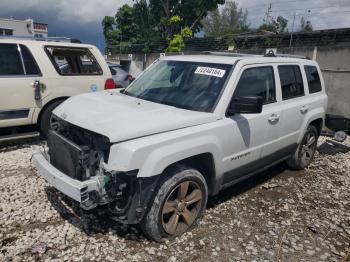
[0, 136, 349, 262]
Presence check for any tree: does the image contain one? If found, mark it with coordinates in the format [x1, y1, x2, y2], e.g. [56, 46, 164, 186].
[102, 4, 138, 52]
[300, 17, 313, 32]
[149, 0, 224, 37]
[115, 4, 136, 42]
[102, 16, 115, 36]
[258, 16, 288, 34]
[276, 16, 288, 33]
[133, 0, 157, 52]
[202, 1, 249, 37]
[102, 0, 225, 53]
[167, 25, 193, 52]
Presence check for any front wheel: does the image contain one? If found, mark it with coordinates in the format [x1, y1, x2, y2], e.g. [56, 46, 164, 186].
[286, 125, 319, 170]
[141, 165, 208, 242]
[39, 100, 64, 138]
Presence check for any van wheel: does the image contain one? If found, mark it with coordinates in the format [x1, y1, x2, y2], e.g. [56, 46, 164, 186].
[141, 165, 208, 242]
[39, 100, 64, 138]
[286, 125, 318, 170]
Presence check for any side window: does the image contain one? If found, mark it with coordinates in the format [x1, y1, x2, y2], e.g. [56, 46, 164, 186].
[234, 66, 276, 105]
[278, 65, 304, 100]
[0, 44, 24, 75]
[305, 65, 322, 93]
[20, 45, 41, 75]
[45, 46, 103, 75]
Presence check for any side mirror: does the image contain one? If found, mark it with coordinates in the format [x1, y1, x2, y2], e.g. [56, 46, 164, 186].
[227, 96, 263, 115]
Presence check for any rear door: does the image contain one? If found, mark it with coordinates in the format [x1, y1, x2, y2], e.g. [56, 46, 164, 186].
[277, 64, 307, 148]
[0, 43, 42, 128]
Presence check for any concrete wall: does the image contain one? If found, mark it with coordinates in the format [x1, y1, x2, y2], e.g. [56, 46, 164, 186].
[108, 45, 350, 118]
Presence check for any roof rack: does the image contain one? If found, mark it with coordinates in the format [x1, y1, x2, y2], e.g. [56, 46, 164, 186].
[264, 50, 310, 59]
[204, 51, 310, 60]
[0, 35, 81, 43]
[204, 51, 261, 57]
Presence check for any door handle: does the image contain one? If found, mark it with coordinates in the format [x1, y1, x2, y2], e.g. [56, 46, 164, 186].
[32, 80, 41, 101]
[268, 113, 280, 124]
[300, 105, 309, 114]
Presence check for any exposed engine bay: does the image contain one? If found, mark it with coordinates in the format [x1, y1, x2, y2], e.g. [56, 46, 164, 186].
[49, 117, 110, 181]
[46, 116, 160, 224]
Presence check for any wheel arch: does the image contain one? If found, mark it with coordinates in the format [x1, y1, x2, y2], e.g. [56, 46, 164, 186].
[35, 96, 69, 124]
[309, 118, 323, 136]
[162, 153, 217, 195]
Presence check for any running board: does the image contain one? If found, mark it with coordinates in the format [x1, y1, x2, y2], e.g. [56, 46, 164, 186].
[0, 131, 40, 142]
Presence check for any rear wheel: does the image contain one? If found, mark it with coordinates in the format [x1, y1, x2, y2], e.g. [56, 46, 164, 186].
[286, 125, 318, 170]
[141, 165, 208, 242]
[39, 100, 64, 138]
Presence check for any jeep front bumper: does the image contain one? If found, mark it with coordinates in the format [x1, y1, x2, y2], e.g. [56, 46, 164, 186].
[31, 146, 103, 208]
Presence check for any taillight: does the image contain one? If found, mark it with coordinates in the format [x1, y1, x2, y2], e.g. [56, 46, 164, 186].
[105, 78, 116, 90]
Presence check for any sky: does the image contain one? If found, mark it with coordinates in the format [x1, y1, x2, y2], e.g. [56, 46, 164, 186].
[1, 0, 350, 51]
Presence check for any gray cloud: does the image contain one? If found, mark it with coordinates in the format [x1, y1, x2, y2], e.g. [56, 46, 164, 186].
[0, 0, 350, 49]
[0, 0, 133, 49]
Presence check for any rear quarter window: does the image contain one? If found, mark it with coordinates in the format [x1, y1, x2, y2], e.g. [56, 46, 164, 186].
[304, 65, 322, 93]
[45, 46, 103, 76]
[20, 45, 41, 75]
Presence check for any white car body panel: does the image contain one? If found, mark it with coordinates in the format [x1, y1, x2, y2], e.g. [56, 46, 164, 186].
[53, 91, 216, 143]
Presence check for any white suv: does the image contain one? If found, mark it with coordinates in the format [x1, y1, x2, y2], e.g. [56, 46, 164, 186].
[32, 54, 328, 241]
[0, 39, 115, 137]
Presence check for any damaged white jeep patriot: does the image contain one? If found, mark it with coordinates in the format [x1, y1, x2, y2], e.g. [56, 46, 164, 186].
[32, 54, 328, 241]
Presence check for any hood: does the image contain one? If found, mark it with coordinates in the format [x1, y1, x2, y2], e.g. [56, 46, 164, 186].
[53, 91, 216, 143]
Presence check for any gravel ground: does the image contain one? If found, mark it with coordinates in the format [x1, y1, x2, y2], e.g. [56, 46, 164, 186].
[0, 136, 349, 262]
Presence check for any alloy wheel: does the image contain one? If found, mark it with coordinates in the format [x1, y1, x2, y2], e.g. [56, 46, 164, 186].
[300, 133, 317, 165]
[161, 181, 203, 236]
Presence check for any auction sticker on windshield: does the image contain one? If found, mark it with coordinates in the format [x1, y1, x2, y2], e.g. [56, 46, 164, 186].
[195, 67, 226, 78]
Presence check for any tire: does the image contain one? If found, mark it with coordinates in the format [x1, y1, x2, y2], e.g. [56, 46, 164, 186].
[141, 164, 208, 242]
[286, 125, 319, 170]
[39, 100, 65, 138]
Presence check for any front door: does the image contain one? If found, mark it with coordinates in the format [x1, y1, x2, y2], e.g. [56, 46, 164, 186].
[0, 43, 42, 128]
[222, 64, 283, 183]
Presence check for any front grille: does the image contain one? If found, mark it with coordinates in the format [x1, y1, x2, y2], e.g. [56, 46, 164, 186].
[48, 130, 89, 180]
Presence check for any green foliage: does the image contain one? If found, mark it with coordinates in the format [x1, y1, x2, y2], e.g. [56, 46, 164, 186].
[202, 1, 249, 38]
[169, 15, 181, 24]
[115, 4, 136, 42]
[258, 16, 289, 34]
[149, 0, 224, 34]
[167, 34, 185, 52]
[300, 17, 313, 32]
[166, 26, 193, 53]
[102, 16, 115, 36]
[102, 0, 223, 53]
[181, 27, 192, 39]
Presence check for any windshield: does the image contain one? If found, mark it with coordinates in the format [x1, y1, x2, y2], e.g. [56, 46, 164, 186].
[124, 60, 232, 112]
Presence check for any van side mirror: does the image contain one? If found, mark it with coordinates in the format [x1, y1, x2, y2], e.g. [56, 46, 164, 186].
[227, 96, 263, 115]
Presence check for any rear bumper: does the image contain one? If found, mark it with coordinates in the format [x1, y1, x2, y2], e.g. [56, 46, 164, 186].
[31, 146, 102, 205]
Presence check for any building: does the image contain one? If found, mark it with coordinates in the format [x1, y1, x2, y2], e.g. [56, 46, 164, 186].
[0, 18, 48, 38]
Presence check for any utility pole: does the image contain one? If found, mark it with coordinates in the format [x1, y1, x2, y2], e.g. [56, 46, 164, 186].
[289, 12, 296, 48]
[120, 34, 122, 54]
[265, 3, 272, 25]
